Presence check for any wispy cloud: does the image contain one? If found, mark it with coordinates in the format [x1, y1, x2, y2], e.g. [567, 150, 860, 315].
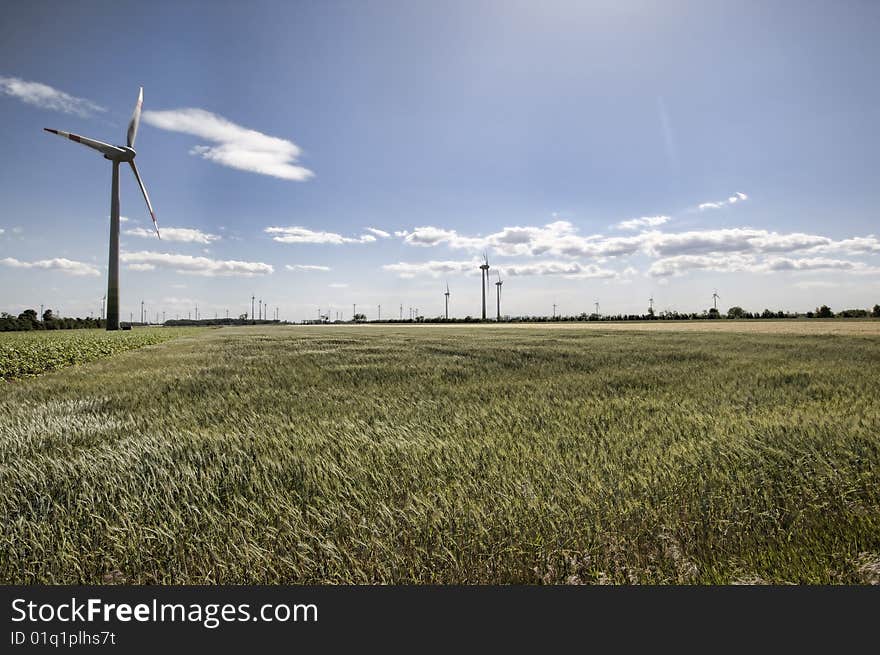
[266, 226, 376, 245]
[365, 227, 391, 238]
[615, 215, 670, 231]
[285, 264, 331, 272]
[698, 191, 748, 210]
[328, 282, 349, 288]
[141, 108, 313, 181]
[121, 251, 273, 277]
[0, 76, 105, 117]
[1, 256, 100, 276]
[125, 226, 220, 244]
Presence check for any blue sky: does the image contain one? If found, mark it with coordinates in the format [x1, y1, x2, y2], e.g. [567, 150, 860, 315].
[1, 0, 878, 320]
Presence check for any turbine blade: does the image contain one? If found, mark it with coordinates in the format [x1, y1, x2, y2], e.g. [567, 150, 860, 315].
[126, 87, 144, 148]
[129, 161, 160, 238]
[43, 128, 124, 157]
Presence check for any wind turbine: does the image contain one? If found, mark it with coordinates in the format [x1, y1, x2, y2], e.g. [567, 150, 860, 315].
[594, 300, 600, 317]
[444, 281, 450, 319]
[712, 290, 720, 310]
[44, 87, 159, 331]
[479, 251, 490, 320]
[495, 271, 503, 321]
[649, 296, 654, 313]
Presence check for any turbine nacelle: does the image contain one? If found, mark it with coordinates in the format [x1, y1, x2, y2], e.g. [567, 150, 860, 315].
[103, 146, 136, 162]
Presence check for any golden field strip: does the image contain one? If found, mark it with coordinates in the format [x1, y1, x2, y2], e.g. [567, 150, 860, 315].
[1, 321, 879, 584]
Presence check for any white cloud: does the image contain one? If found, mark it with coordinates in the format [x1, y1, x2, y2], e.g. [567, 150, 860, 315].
[615, 215, 670, 231]
[397, 220, 880, 263]
[382, 259, 479, 278]
[121, 251, 273, 277]
[502, 261, 622, 279]
[365, 227, 391, 238]
[0, 76, 104, 117]
[1, 256, 100, 276]
[125, 226, 220, 244]
[382, 258, 624, 279]
[285, 264, 331, 272]
[648, 254, 880, 277]
[119, 216, 131, 223]
[127, 263, 156, 271]
[698, 191, 748, 210]
[266, 226, 376, 245]
[141, 108, 313, 181]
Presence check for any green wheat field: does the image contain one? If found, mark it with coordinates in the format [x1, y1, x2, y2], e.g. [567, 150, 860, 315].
[1, 323, 879, 584]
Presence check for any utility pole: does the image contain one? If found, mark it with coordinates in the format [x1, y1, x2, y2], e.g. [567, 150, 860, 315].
[353, 303, 356, 321]
[552, 303, 557, 319]
[251, 295, 255, 320]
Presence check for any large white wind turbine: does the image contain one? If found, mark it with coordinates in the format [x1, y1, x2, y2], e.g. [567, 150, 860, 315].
[44, 87, 160, 330]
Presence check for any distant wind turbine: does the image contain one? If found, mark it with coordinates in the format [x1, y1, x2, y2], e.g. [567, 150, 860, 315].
[712, 290, 720, 310]
[480, 251, 490, 320]
[495, 270, 503, 321]
[444, 281, 450, 319]
[44, 87, 159, 330]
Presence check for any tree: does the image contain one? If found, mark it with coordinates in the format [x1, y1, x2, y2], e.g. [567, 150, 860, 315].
[872, 304, 880, 318]
[727, 306, 744, 319]
[816, 305, 834, 318]
[42, 309, 54, 322]
[707, 307, 720, 319]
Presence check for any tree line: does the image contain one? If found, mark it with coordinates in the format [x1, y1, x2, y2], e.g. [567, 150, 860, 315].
[2, 304, 878, 331]
[359, 304, 880, 324]
[0, 309, 105, 332]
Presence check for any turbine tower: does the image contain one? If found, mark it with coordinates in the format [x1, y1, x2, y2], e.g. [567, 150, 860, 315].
[495, 271, 503, 321]
[649, 296, 654, 313]
[44, 87, 159, 330]
[712, 290, 720, 310]
[480, 251, 490, 320]
[444, 281, 450, 319]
